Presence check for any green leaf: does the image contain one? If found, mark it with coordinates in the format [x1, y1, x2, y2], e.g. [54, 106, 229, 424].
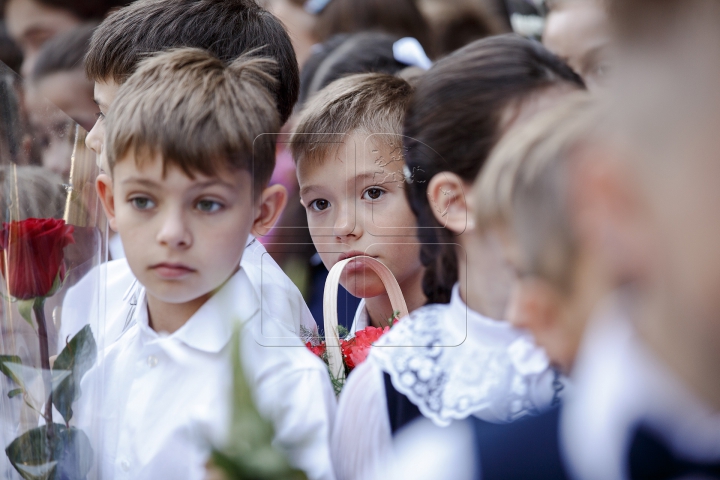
[17, 300, 35, 328]
[210, 328, 307, 480]
[5, 424, 94, 480]
[8, 388, 23, 398]
[51, 325, 97, 424]
[45, 271, 65, 299]
[0, 355, 24, 388]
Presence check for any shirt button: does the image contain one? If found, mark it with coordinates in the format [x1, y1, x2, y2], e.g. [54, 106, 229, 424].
[147, 355, 158, 368]
[119, 459, 130, 472]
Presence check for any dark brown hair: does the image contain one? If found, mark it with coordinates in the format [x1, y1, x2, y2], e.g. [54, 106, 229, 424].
[105, 48, 279, 192]
[403, 34, 585, 304]
[427, 0, 509, 57]
[31, 22, 96, 81]
[314, 0, 432, 57]
[85, 0, 298, 124]
[0, 0, 130, 20]
[298, 32, 413, 107]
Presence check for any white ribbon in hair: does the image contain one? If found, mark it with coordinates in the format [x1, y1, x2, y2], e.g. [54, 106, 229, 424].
[393, 37, 432, 71]
[304, 0, 332, 14]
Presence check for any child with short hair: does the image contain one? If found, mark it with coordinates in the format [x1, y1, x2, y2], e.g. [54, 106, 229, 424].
[77, 48, 336, 480]
[59, 0, 315, 346]
[291, 73, 426, 332]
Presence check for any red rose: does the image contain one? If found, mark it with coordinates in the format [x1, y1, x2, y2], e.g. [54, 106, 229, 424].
[0, 218, 75, 300]
[341, 326, 391, 370]
[305, 341, 326, 359]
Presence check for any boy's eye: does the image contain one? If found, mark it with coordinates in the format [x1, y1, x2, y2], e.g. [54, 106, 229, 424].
[196, 199, 223, 213]
[362, 187, 385, 201]
[130, 197, 155, 210]
[309, 199, 330, 212]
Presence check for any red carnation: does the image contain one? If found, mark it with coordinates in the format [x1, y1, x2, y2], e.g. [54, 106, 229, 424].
[305, 341, 326, 358]
[341, 326, 390, 370]
[0, 218, 75, 300]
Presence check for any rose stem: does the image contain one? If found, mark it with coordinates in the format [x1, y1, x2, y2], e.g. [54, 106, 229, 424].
[33, 301, 54, 439]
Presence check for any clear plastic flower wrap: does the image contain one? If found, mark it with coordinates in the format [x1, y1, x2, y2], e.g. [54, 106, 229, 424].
[0, 61, 107, 479]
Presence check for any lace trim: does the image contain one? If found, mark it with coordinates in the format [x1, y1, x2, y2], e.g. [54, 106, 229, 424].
[371, 305, 555, 427]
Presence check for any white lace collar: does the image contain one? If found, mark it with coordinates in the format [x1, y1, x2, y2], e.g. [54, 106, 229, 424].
[370, 284, 561, 426]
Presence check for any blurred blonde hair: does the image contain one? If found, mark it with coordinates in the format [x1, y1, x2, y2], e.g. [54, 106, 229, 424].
[474, 92, 600, 291]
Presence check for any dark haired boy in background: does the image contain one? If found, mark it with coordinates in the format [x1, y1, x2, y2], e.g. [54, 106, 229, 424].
[3, 0, 128, 76]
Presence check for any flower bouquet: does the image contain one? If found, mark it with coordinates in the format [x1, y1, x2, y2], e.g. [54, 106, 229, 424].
[1, 69, 105, 480]
[306, 256, 408, 394]
[0, 218, 98, 480]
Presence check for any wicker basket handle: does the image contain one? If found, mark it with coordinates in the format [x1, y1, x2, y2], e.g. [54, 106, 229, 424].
[323, 256, 409, 383]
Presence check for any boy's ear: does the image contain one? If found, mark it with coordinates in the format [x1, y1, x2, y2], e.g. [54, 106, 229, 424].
[252, 184, 288, 238]
[427, 172, 473, 235]
[96, 173, 118, 232]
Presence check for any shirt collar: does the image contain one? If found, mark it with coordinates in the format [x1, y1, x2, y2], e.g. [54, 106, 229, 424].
[134, 267, 260, 353]
[562, 291, 720, 479]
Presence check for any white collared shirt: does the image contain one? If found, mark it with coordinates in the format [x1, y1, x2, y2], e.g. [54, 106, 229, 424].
[59, 235, 318, 352]
[331, 284, 557, 480]
[75, 267, 337, 480]
[561, 293, 720, 480]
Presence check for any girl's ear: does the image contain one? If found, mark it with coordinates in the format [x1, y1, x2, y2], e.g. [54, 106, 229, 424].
[252, 184, 288, 238]
[96, 173, 118, 232]
[426, 172, 473, 235]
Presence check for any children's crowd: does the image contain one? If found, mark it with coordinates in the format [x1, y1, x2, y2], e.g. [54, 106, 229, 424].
[1, 0, 719, 479]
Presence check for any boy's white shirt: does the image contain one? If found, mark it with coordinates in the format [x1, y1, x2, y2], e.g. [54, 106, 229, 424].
[59, 235, 318, 351]
[75, 265, 337, 480]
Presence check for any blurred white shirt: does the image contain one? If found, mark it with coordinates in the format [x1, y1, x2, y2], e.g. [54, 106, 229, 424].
[561, 293, 720, 480]
[76, 266, 337, 480]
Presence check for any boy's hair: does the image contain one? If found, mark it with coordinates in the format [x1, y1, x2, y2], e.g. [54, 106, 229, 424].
[298, 32, 412, 107]
[85, 0, 298, 124]
[314, 0, 432, 57]
[0, 0, 130, 19]
[474, 93, 599, 291]
[31, 22, 96, 81]
[105, 48, 279, 191]
[290, 72, 413, 171]
[427, 0, 508, 58]
[403, 34, 585, 304]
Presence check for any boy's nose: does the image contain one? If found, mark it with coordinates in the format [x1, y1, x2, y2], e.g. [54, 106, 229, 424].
[85, 121, 103, 157]
[333, 205, 359, 239]
[156, 210, 192, 248]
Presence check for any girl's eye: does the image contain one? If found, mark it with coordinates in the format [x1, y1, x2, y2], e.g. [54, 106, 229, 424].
[309, 199, 330, 212]
[130, 197, 155, 210]
[95, 112, 105, 120]
[362, 187, 384, 201]
[196, 199, 223, 213]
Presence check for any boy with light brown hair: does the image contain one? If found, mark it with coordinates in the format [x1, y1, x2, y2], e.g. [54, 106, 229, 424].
[291, 73, 427, 332]
[77, 48, 336, 480]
